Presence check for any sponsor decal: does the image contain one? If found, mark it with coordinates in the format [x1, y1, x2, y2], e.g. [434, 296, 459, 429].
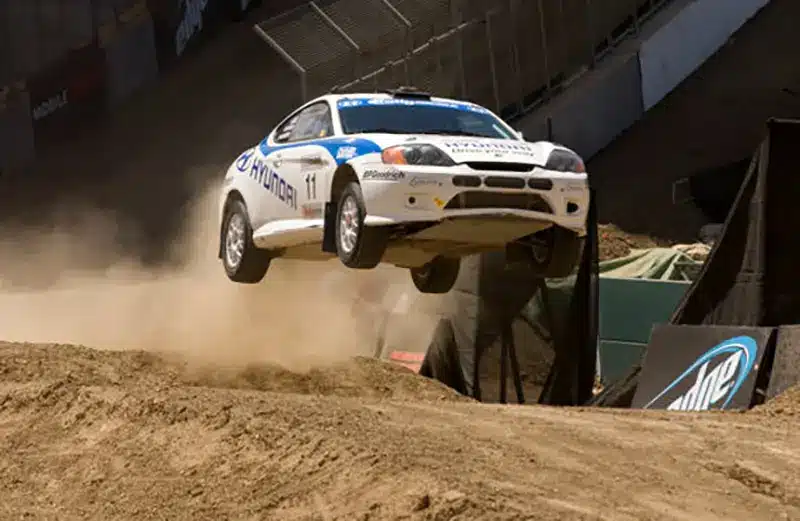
[408, 176, 441, 188]
[235, 150, 297, 210]
[433, 197, 446, 208]
[336, 146, 357, 160]
[363, 168, 405, 181]
[442, 140, 536, 156]
[643, 336, 759, 411]
[301, 203, 323, 218]
[175, 0, 209, 58]
[300, 154, 325, 171]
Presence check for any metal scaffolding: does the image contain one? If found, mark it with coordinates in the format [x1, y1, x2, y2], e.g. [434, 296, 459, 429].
[254, 0, 672, 117]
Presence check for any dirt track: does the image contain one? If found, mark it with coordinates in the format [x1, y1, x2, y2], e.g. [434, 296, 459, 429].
[1, 2, 799, 519]
[0, 342, 797, 520]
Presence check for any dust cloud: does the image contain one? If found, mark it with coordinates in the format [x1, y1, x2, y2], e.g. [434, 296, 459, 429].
[0, 180, 427, 372]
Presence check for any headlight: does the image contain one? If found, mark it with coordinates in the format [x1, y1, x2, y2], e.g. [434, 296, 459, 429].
[545, 148, 586, 173]
[381, 144, 455, 167]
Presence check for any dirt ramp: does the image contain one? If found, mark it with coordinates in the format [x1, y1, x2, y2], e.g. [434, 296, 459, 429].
[0, 343, 465, 402]
[189, 356, 469, 402]
[751, 385, 800, 417]
[2, 343, 799, 520]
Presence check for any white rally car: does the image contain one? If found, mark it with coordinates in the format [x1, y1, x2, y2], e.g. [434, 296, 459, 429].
[218, 88, 590, 294]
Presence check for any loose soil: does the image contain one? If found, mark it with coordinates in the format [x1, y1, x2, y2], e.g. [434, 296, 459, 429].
[0, 342, 798, 520]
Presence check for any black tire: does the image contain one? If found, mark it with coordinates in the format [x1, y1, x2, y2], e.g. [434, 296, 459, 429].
[221, 198, 271, 284]
[419, 319, 469, 395]
[523, 226, 584, 278]
[410, 256, 460, 294]
[335, 182, 389, 269]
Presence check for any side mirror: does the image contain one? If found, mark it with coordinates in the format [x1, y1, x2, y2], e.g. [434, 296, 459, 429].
[515, 129, 525, 140]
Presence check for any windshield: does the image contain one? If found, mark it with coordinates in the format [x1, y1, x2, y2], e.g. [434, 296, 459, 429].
[337, 98, 518, 140]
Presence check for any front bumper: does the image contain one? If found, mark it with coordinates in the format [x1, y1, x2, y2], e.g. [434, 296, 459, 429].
[357, 163, 589, 235]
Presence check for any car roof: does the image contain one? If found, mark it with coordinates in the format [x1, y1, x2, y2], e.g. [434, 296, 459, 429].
[316, 92, 487, 111]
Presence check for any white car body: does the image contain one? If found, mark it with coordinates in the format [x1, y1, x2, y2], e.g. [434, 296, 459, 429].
[219, 91, 589, 269]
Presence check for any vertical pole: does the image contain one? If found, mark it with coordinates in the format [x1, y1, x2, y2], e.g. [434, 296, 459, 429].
[586, 0, 596, 68]
[537, 0, 551, 90]
[452, 0, 467, 98]
[485, 12, 501, 112]
[499, 329, 508, 404]
[508, 0, 524, 115]
[436, 34, 444, 95]
[403, 26, 411, 86]
[253, 25, 308, 102]
[377, 0, 413, 86]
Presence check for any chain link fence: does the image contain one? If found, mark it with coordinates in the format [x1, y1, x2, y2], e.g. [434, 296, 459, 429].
[255, 0, 672, 118]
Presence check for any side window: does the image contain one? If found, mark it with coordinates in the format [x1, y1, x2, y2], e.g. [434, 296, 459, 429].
[272, 102, 333, 144]
[291, 103, 334, 142]
[274, 114, 299, 143]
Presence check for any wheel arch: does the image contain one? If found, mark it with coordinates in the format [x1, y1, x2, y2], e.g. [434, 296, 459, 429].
[322, 163, 360, 253]
[329, 163, 359, 204]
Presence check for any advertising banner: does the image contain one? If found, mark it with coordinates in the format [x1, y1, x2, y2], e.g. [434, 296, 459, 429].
[631, 324, 773, 411]
[27, 42, 108, 148]
[104, 16, 160, 107]
[147, 0, 231, 70]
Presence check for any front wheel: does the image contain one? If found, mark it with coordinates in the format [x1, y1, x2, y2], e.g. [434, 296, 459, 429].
[335, 182, 389, 269]
[221, 198, 271, 284]
[410, 256, 460, 294]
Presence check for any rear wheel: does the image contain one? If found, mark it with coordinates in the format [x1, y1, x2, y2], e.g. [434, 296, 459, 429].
[221, 199, 271, 283]
[335, 182, 389, 269]
[511, 226, 583, 278]
[410, 256, 460, 294]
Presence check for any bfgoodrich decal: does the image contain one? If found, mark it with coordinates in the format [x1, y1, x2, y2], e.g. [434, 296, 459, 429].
[643, 336, 757, 411]
[363, 169, 404, 181]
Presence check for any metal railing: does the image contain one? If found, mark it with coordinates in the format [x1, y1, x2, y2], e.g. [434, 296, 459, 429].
[255, 0, 672, 118]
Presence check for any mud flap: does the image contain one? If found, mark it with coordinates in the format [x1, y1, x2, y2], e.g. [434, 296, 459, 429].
[322, 202, 337, 253]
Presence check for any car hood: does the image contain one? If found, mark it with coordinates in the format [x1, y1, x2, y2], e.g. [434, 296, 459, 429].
[357, 134, 556, 165]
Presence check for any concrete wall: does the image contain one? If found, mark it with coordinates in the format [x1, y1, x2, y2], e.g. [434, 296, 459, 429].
[513, 0, 772, 160]
[639, 0, 769, 110]
[518, 47, 644, 160]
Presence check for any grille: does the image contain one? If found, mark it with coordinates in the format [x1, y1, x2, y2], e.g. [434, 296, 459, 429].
[464, 162, 536, 172]
[444, 191, 552, 213]
[484, 176, 526, 189]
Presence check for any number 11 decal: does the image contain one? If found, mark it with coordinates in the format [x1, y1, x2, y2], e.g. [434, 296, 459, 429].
[304, 173, 317, 199]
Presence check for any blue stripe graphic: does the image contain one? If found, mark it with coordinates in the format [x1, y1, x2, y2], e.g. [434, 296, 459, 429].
[257, 137, 382, 166]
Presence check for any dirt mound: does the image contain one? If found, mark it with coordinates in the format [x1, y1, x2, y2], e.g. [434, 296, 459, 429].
[598, 223, 671, 260]
[751, 385, 800, 417]
[1, 342, 799, 520]
[0, 342, 466, 403]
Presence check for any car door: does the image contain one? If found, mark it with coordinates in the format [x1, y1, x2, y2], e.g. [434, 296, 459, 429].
[276, 101, 335, 220]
